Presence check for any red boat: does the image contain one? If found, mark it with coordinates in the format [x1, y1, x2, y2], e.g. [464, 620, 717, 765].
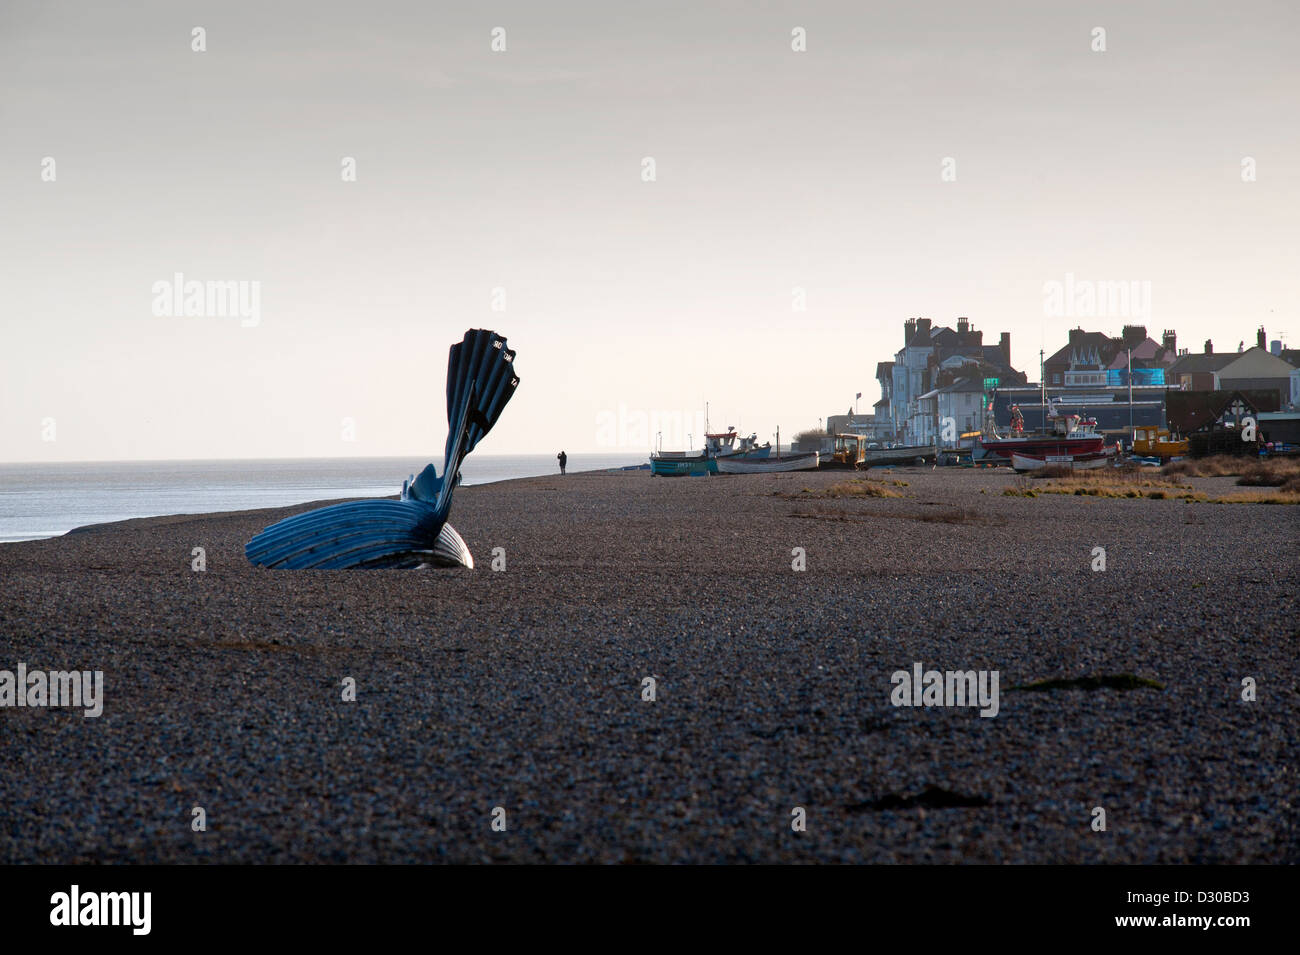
[980, 400, 1109, 463]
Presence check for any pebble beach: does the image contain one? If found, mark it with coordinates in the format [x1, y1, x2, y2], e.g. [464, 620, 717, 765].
[1, 466, 1295, 863]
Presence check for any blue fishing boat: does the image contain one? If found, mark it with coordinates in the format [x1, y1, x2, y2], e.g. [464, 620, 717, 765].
[649, 429, 771, 476]
[649, 455, 711, 477]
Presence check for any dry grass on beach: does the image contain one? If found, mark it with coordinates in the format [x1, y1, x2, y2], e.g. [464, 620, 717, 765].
[1010, 460, 1300, 504]
[821, 479, 905, 499]
[1235, 459, 1300, 493]
[1007, 470, 1194, 499]
[1162, 455, 1248, 478]
[1218, 488, 1300, 504]
[1164, 454, 1300, 490]
[780, 476, 909, 499]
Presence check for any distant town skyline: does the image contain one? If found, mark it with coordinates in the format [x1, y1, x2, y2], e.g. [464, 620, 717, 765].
[2, 0, 1297, 462]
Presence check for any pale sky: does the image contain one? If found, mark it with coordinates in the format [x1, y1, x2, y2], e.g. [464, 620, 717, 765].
[2, 0, 1297, 461]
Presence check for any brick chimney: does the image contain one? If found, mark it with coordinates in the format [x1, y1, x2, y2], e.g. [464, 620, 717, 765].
[904, 318, 916, 345]
[916, 318, 932, 339]
[1204, 339, 1213, 354]
[1257, 326, 1266, 349]
[1069, 327, 1085, 346]
[957, 316, 969, 335]
[999, 332, 1011, 368]
[1121, 325, 1146, 348]
[1162, 329, 1176, 354]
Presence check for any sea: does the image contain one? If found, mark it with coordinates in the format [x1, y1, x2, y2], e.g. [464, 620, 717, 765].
[0, 454, 644, 543]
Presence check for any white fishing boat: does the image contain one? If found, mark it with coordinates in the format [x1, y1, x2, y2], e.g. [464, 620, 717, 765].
[1010, 447, 1117, 472]
[715, 451, 819, 474]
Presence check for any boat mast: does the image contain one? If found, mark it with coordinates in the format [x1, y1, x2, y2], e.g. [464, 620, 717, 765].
[1127, 347, 1134, 448]
[1039, 348, 1046, 433]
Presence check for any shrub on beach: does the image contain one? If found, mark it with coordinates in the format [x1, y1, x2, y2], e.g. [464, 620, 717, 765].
[825, 480, 902, 498]
[1161, 455, 1300, 480]
[1163, 456, 1237, 478]
[1235, 459, 1300, 487]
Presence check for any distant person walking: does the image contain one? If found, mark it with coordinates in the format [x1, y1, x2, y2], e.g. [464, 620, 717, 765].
[557, 450, 567, 475]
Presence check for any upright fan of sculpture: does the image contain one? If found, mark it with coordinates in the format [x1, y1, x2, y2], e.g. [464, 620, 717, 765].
[245, 329, 519, 569]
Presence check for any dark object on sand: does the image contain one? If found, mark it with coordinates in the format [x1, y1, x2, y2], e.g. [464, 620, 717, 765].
[846, 785, 992, 813]
[245, 329, 519, 569]
[557, 450, 567, 474]
[1008, 673, 1164, 693]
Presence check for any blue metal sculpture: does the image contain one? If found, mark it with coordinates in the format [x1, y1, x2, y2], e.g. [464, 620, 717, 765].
[245, 329, 519, 569]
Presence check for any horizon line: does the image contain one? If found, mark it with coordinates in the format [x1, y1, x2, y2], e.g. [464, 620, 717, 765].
[0, 451, 650, 467]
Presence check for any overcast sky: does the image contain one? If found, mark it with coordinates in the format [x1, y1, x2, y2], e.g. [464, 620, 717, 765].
[2, 0, 1297, 461]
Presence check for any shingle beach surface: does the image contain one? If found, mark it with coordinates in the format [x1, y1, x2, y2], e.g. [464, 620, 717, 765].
[0, 467, 1295, 863]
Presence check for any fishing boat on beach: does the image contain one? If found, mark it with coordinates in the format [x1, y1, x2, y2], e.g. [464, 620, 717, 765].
[649, 428, 771, 476]
[863, 444, 938, 467]
[980, 397, 1113, 468]
[716, 451, 819, 473]
[820, 434, 937, 469]
[1010, 447, 1117, 471]
[649, 453, 710, 476]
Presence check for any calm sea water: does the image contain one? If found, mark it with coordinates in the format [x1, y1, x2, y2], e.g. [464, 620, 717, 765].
[0, 454, 643, 542]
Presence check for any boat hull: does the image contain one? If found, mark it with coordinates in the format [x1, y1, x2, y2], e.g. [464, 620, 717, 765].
[862, 445, 938, 467]
[1011, 448, 1116, 472]
[649, 456, 711, 476]
[981, 436, 1105, 460]
[819, 445, 938, 469]
[716, 452, 819, 474]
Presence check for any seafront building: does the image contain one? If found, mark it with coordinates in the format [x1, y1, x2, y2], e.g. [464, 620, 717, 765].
[865, 317, 1026, 446]
[839, 320, 1299, 452]
[1167, 389, 1290, 453]
[1044, 325, 1179, 387]
[1170, 329, 1299, 407]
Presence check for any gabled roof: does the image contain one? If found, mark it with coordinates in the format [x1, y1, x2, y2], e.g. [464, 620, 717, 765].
[1167, 352, 1237, 375]
[1105, 337, 1175, 368]
[1166, 389, 1281, 433]
[1046, 331, 1116, 367]
[1217, 346, 1299, 379]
